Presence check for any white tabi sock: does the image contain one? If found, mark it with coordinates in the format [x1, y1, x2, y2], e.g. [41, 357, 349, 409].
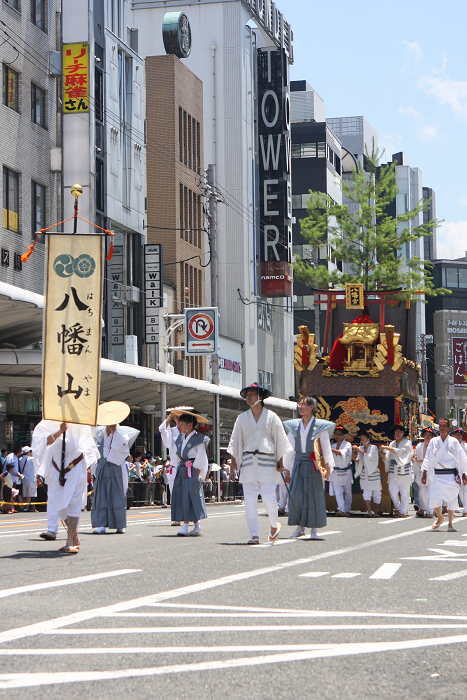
[178, 523, 189, 535]
[310, 528, 321, 540]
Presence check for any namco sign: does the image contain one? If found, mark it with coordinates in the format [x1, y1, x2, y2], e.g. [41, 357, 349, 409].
[257, 46, 293, 298]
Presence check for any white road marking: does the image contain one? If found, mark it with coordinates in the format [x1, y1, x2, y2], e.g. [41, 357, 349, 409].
[0, 645, 333, 656]
[2, 635, 467, 688]
[430, 569, 467, 581]
[378, 517, 414, 525]
[441, 541, 467, 547]
[331, 573, 361, 579]
[48, 623, 467, 634]
[369, 563, 401, 580]
[0, 570, 140, 600]
[1, 517, 465, 646]
[299, 572, 329, 578]
[255, 539, 298, 548]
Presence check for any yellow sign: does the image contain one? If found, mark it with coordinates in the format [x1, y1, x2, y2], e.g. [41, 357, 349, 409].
[43, 235, 102, 425]
[63, 43, 89, 113]
[345, 283, 364, 310]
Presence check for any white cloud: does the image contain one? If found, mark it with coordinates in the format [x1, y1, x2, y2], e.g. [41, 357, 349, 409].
[398, 105, 421, 120]
[436, 221, 467, 259]
[419, 75, 467, 120]
[401, 40, 423, 74]
[417, 124, 439, 141]
[379, 132, 403, 160]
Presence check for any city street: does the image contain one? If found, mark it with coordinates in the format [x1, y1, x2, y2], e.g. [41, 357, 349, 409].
[1, 504, 467, 698]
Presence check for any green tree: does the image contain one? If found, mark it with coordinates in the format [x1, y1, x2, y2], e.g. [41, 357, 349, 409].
[294, 152, 446, 298]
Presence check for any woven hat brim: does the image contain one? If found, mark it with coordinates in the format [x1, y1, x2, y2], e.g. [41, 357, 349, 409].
[169, 409, 209, 425]
[97, 401, 131, 425]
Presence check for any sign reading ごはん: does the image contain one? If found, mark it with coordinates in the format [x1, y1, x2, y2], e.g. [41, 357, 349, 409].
[257, 47, 293, 297]
[43, 235, 102, 425]
[63, 43, 89, 113]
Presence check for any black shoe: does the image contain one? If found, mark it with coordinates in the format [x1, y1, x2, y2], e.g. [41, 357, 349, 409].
[278, 508, 287, 517]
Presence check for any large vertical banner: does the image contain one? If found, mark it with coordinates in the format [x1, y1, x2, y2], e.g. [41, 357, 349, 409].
[63, 43, 90, 113]
[453, 337, 467, 388]
[257, 47, 293, 297]
[43, 235, 103, 425]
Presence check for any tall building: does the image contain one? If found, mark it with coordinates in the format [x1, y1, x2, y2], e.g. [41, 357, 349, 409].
[133, 0, 295, 401]
[0, 0, 60, 297]
[145, 54, 205, 380]
[426, 257, 467, 420]
[290, 81, 342, 339]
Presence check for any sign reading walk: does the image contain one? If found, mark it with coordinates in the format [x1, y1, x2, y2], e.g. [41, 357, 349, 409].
[43, 235, 103, 425]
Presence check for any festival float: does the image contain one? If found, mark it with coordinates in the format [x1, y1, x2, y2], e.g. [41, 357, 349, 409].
[293, 284, 422, 514]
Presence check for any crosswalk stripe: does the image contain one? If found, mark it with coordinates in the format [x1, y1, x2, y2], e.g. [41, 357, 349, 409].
[369, 563, 401, 580]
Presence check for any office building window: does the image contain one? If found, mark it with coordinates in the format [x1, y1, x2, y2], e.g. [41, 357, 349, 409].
[3, 167, 19, 232]
[459, 269, 467, 289]
[95, 160, 104, 212]
[291, 142, 326, 159]
[3, 66, 19, 111]
[31, 83, 46, 127]
[31, 0, 46, 30]
[31, 181, 45, 238]
[4, 0, 19, 11]
[446, 268, 458, 288]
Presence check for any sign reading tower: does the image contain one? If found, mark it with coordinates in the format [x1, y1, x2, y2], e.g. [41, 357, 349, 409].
[257, 46, 293, 298]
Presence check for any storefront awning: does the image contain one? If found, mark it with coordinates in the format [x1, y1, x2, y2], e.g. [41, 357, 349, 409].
[0, 282, 43, 349]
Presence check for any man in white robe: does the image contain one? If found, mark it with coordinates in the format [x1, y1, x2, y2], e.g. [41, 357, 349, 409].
[382, 425, 413, 517]
[228, 382, 293, 544]
[412, 428, 434, 517]
[422, 418, 467, 531]
[329, 425, 353, 516]
[354, 430, 382, 517]
[32, 421, 99, 552]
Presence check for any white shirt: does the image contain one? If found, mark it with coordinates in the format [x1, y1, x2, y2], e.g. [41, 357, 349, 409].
[283, 419, 335, 474]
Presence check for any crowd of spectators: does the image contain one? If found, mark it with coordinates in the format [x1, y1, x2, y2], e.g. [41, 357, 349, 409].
[0, 445, 39, 513]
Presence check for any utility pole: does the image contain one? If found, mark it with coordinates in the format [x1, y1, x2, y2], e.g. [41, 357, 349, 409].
[206, 164, 220, 471]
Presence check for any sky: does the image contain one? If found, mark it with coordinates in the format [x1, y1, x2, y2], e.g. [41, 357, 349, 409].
[277, 0, 467, 258]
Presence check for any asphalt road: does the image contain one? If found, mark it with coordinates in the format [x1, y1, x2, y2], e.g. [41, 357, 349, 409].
[1, 503, 467, 699]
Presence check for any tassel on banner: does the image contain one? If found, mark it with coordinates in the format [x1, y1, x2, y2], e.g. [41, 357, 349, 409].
[21, 234, 40, 263]
[106, 231, 115, 261]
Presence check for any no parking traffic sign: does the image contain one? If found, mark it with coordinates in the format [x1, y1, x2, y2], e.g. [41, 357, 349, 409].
[185, 307, 218, 356]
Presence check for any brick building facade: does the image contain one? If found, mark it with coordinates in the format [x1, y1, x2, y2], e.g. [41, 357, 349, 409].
[145, 54, 205, 380]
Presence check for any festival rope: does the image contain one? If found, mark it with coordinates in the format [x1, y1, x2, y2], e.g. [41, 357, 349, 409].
[20, 216, 115, 263]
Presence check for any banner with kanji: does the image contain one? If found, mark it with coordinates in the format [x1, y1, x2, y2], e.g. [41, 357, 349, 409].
[43, 235, 102, 425]
[63, 43, 89, 113]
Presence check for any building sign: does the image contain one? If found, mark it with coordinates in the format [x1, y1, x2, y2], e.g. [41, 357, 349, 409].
[345, 283, 364, 310]
[63, 43, 90, 113]
[257, 47, 293, 297]
[447, 318, 467, 334]
[242, 0, 294, 62]
[206, 337, 243, 389]
[453, 337, 467, 388]
[144, 244, 163, 344]
[43, 235, 102, 425]
[162, 12, 191, 59]
[109, 244, 124, 346]
[185, 307, 218, 356]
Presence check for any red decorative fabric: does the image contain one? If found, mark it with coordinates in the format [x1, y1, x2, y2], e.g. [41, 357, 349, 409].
[328, 310, 374, 371]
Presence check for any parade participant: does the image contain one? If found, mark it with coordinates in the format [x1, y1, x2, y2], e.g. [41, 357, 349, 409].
[228, 382, 292, 544]
[3, 446, 23, 511]
[329, 425, 353, 517]
[450, 428, 467, 516]
[92, 401, 139, 535]
[32, 421, 99, 552]
[283, 395, 335, 539]
[354, 430, 382, 517]
[163, 408, 210, 536]
[413, 428, 435, 517]
[18, 447, 37, 512]
[382, 425, 413, 517]
[159, 407, 194, 527]
[422, 418, 467, 532]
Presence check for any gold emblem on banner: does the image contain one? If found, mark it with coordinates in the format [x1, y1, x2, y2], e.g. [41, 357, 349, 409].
[345, 283, 364, 310]
[43, 235, 102, 425]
